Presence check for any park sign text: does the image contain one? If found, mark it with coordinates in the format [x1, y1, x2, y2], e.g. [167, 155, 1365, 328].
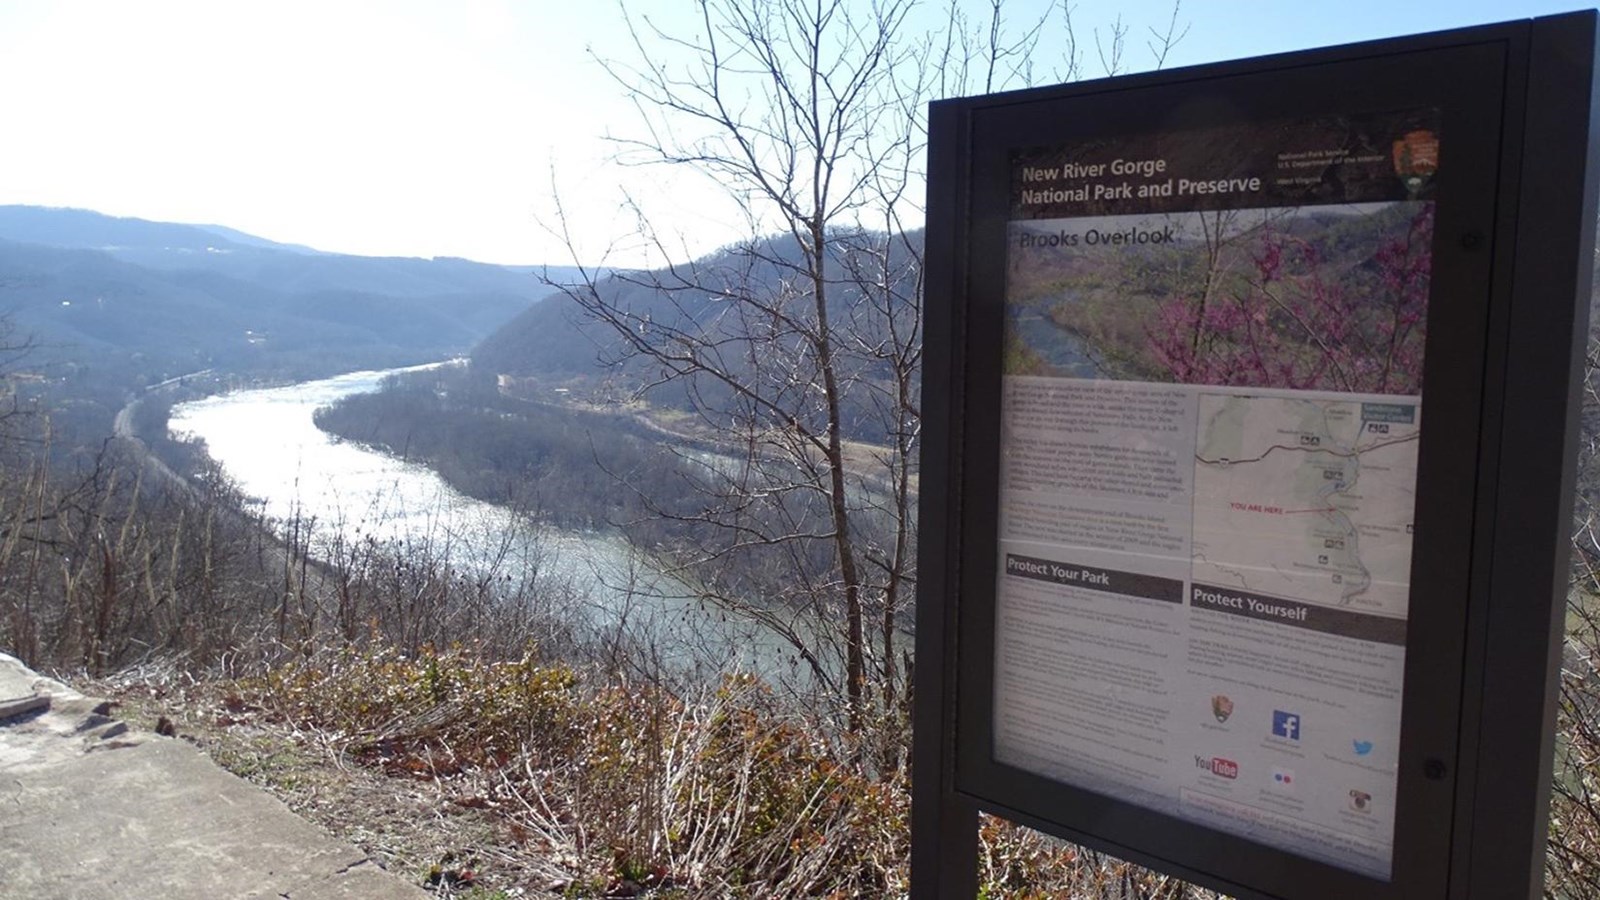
[913, 12, 1599, 900]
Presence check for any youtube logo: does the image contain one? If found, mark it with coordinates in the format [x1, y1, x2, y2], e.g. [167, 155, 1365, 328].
[1195, 755, 1239, 779]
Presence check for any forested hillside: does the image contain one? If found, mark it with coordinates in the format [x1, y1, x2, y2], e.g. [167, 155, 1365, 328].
[0, 206, 565, 379]
[471, 230, 924, 439]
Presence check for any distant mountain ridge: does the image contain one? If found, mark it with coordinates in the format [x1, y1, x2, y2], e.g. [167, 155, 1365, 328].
[188, 223, 325, 256]
[0, 206, 271, 254]
[0, 206, 591, 290]
[0, 205, 587, 378]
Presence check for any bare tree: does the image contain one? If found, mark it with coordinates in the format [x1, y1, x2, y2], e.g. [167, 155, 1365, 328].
[0, 317, 39, 448]
[540, 0, 1183, 742]
[543, 0, 924, 738]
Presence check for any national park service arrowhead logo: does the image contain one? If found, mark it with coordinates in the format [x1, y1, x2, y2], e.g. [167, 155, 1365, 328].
[1211, 694, 1234, 723]
[1393, 129, 1439, 196]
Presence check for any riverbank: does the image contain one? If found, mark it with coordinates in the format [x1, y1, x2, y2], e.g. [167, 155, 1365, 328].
[495, 371, 919, 499]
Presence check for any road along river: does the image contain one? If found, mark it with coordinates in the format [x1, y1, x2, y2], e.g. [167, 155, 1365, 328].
[167, 365, 811, 683]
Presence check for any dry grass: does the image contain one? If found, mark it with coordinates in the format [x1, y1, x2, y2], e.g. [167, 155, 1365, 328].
[86, 661, 540, 896]
[75, 647, 1232, 899]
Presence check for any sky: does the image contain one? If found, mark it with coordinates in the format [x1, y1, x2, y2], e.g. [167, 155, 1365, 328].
[0, 0, 1588, 267]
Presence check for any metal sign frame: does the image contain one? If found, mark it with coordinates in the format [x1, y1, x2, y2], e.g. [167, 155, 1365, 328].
[913, 13, 1599, 900]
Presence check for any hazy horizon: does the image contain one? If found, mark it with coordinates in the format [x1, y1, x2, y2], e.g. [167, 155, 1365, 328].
[0, 0, 1583, 268]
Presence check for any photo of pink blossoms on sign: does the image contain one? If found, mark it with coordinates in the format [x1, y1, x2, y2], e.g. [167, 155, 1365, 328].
[1004, 201, 1433, 396]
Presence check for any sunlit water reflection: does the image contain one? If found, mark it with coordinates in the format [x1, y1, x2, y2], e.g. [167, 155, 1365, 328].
[168, 365, 813, 685]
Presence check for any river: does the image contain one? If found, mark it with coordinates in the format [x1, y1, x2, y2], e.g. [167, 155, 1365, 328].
[167, 365, 807, 682]
[1010, 302, 1101, 377]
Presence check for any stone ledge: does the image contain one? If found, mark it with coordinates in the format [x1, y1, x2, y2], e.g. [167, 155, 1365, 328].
[0, 652, 429, 899]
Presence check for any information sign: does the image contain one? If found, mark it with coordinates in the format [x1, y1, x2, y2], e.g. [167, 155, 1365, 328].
[913, 13, 1600, 900]
[995, 110, 1434, 880]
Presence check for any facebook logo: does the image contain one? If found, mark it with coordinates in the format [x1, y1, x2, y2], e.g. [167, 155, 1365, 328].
[1272, 710, 1302, 741]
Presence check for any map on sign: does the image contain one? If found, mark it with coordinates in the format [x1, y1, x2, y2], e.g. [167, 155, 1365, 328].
[1191, 393, 1419, 618]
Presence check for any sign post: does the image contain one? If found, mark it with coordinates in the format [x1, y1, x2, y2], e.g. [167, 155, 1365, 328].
[913, 13, 1599, 899]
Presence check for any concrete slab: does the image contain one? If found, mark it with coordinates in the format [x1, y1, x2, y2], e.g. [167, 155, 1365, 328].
[0, 692, 48, 720]
[0, 653, 429, 899]
[0, 652, 53, 722]
[0, 653, 44, 700]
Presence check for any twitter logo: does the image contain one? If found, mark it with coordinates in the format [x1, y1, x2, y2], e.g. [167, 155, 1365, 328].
[1353, 740, 1373, 756]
